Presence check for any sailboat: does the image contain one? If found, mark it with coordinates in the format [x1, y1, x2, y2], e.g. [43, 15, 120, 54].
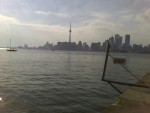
[7, 38, 17, 52]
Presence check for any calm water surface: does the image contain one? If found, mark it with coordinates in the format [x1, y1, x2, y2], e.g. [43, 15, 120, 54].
[0, 49, 150, 113]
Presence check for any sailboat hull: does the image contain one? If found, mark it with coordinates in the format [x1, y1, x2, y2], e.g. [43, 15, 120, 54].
[7, 49, 17, 52]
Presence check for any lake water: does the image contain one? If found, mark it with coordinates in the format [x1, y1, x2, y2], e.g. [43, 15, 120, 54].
[0, 49, 150, 113]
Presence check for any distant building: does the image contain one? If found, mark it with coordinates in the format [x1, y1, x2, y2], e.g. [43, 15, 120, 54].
[109, 36, 114, 51]
[57, 42, 67, 50]
[44, 42, 52, 49]
[122, 34, 131, 52]
[38, 42, 53, 50]
[57, 42, 76, 51]
[69, 42, 77, 50]
[77, 41, 83, 51]
[90, 42, 101, 51]
[109, 36, 114, 46]
[82, 42, 89, 51]
[24, 44, 28, 49]
[125, 34, 130, 46]
[114, 34, 122, 50]
[132, 44, 143, 53]
[101, 40, 108, 51]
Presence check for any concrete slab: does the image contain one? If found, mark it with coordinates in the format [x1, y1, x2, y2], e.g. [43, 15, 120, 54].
[103, 72, 150, 113]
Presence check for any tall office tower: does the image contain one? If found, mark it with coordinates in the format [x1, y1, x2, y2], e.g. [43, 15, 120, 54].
[119, 36, 122, 46]
[109, 36, 114, 47]
[114, 34, 119, 48]
[114, 34, 122, 49]
[109, 36, 114, 51]
[114, 34, 120, 46]
[69, 21, 72, 43]
[125, 34, 130, 46]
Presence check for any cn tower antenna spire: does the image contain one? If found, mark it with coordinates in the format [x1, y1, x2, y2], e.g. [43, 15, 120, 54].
[69, 21, 72, 43]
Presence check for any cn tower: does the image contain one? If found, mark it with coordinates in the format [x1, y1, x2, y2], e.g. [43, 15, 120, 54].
[69, 21, 71, 43]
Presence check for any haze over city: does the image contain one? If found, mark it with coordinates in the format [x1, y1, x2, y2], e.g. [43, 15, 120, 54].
[0, 0, 150, 47]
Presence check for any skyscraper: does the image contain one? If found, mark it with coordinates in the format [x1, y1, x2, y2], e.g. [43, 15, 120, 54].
[109, 36, 114, 47]
[69, 21, 72, 43]
[125, 34, 130, 46]
[114, 34, 122, 50]
[109, 36, 114, 51]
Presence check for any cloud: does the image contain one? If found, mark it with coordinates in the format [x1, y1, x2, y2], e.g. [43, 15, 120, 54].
[136, 8, 150, 23]
[0, 14, 69, 46]
[23, 23, 67, 33]
[35, 11, 49, 16]
[35, 11, 70, 18]
[0, 15, 18, 24]
[0, 14, 67, 33]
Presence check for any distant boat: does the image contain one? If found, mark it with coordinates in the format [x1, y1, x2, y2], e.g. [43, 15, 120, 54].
[7, 38, 17, 52]
[7, 48, 17, 52]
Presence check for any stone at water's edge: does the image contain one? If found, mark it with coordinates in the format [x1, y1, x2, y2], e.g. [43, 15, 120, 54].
[103, 72, 150, 113]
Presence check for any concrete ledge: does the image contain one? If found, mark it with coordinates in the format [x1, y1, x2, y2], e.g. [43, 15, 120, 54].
[103, 72, 150, 113]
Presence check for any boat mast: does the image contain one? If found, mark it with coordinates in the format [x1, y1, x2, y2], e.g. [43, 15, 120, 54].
[10, 37, 11, 49]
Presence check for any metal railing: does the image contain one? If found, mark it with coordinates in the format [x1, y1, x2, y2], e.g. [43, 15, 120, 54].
[102, 40, 149, 94]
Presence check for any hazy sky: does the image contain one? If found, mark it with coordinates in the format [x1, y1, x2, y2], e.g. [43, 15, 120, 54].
[0, 0, 150, 47]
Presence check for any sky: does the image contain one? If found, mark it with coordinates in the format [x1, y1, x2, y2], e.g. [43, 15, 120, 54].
[0, 0, 150, 47]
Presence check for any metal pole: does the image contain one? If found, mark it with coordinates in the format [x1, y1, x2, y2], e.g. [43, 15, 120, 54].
[104, 79, 149, 88]
[108, 82, 122, 94]
[102, 40, 110, 81]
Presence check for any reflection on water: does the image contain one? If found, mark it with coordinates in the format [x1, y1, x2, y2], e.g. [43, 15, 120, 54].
[0, 49, 150, 113]
[0, 48, 7, 49]
[0, 97, 2, 101]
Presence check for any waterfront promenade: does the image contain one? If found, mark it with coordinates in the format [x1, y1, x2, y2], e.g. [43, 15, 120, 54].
[103, 72, 150, 113]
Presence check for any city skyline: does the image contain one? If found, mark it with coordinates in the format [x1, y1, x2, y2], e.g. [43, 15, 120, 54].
[17, 33, 150, 54]
[0, 0, 150, 47]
